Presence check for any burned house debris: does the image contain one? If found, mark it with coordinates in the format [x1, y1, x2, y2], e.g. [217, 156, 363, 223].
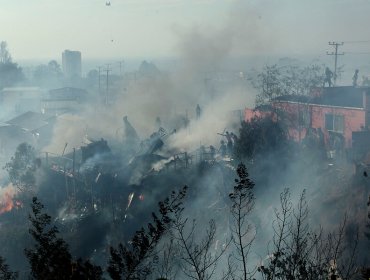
[81, 138, 111, 163]
[3, 1, 370, 278]
[138, 126, 171, 156]
[1, 80, 369, 279]
[122, 115, 139, 149]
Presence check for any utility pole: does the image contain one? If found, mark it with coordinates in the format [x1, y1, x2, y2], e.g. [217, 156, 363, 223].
[98, 66, 102, 96]
[104, 64, 112, 105]
[327, 41, 344, 86]
[118, 60, 124, 77]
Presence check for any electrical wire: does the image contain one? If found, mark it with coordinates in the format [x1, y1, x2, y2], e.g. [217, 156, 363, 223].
[342, 40, 370, 44]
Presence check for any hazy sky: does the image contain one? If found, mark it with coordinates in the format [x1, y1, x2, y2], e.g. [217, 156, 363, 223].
[1, 0, 370, 60]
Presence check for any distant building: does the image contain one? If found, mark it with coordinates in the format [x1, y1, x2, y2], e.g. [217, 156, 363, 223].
[42, 87, 88, 114]
[5, 111, 56, 149]
[62, 50, 82, 78]
[0, 87, 45, 120]
[138, 61, 160, 79]
[245, 86, 370, 149]
[0, 123, 34, 160]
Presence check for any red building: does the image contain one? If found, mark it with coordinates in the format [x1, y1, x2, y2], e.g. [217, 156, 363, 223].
[245, 86, 370, 149]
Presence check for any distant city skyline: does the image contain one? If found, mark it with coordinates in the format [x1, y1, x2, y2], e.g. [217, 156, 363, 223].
[1, 0, 370, 61]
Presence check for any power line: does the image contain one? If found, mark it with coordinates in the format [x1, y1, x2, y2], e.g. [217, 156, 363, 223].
[326, 41, 344, 86]
[344, 51, 370, 55]
[342, 40, 370, 44]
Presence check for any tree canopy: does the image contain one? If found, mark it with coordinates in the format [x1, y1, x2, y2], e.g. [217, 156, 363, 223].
[234, 116, 289, 160]
[0, 41, 24, 89]
[4, 143, 39, 191]
[252, 64, 324, 106]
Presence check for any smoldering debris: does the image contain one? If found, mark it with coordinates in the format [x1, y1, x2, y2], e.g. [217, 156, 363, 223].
[1, 106, 370, 277]
[81, 139, 111, 164]
[0, 184, 19, 215]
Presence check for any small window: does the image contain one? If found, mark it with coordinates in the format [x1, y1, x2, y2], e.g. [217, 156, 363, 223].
[325, 114, 344, 133]
[299, 109, 310, 126]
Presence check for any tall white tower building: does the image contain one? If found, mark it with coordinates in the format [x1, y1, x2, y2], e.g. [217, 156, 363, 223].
[62, 50, 82, 78]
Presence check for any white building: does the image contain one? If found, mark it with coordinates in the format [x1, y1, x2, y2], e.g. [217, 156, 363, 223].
[0, 87, 45, 120]
[42, 87, 88, 114]
[62, 50, 82, 78]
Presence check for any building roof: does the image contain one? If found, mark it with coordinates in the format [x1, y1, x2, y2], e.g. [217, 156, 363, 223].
[0, 124, 31, 139]
[274, 86, 370, 109]
[1, 87, 42, 92]
[314, 86, 364, 108]
[6, 111, 54, 132]
[274, 95, 311, 103]
[44, 87, 87, 101]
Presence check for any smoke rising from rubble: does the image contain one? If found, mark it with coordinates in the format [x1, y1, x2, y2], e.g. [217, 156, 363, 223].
[45, 17, 257, 155]
[1, 1, 370, 277]
[43, 1, 277, 156]
[27, 0, 369, 257]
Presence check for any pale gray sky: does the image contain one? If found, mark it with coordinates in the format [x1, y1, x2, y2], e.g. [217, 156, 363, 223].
[1, 0, 370, 60]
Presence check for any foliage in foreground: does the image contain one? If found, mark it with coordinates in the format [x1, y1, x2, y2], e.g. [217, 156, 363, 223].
[108, 186, 188, 280]
[25, 197, 103, 280]
[234, 116, 289, 160]
[0, 256, 18, 280]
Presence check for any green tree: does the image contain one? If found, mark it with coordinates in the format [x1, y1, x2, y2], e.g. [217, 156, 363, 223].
[0, 41, 12, 64]
[108, 186, 187, 280]
[252, 65, 287, 106]
[251, 64, 324, 135]
[71, 258, 104, 280]
[0, 62, 24, 89]
[25, 197, 103, 280]
[258, 189, 359, 280]
[4, 143, 38, 191]
[229, 163, 255, 280]
[252, 64, 324, 106]
[0, 41, 24, 89]
[47, 60, 62, 75]
[172, 218, 227, 280]
[33, 60, 63, 87]
[0, 255, 18, 280]
[234, 116, 289, 161]
[25, 197, 73, 280]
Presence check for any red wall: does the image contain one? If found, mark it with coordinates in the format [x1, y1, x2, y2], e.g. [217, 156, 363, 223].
[310, 106, 365, 148]
[244, 108, 272, 122]
[244, 102, 366, 148]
